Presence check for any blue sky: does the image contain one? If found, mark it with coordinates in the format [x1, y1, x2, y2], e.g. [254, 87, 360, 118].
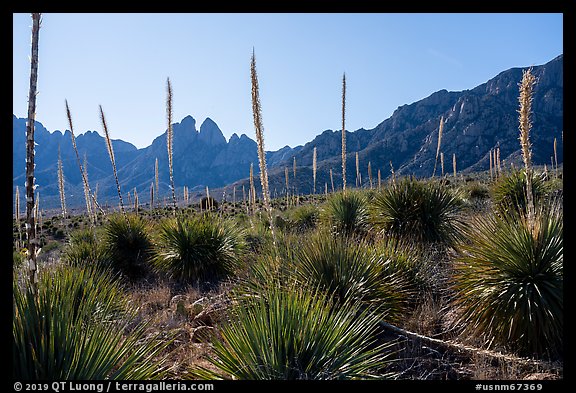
[13, 13, 563, 151]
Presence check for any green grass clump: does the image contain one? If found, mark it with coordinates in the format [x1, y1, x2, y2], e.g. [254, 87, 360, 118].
[192, 284, 395, 380]
[13, 265, 168, 379]
[452, 201, 563, 358]
[63, 227, 111, 269]
[287, 204, 319, 232]
[103, 213, 153, 278]
[321, 191, 370, 237]
[152, 214, 245, 283]
[290, 231, 411, 322]
[491, 169, 547, 215]
[370, 177, 464, 245]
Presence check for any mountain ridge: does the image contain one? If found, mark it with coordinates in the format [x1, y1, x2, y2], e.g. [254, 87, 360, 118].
[13, 54, 563, 210]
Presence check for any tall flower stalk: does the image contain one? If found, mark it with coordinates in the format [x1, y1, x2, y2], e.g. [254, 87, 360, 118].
[330, 168, 335, 193]
[355, 152, 361, 188]
[432, 116, 444, 177]
[25, 13, 41, 292]
[166, 78, 177, 214]
[155, 157, 159, 208]
[312, 146, 317, 194]
[453, 153, 457, 179]
[243, 185, 248, 214]
[82, 153, 95, 225]
[57, 145, 67, 218]
[285, 167, 290, 207]
[341, 73, 347, 192]
[518, 68, 537, 227]
[440, 152, 445, 177]
[368, 161, 373, 189]
[249, 163, 256, 214]
[65, 102, 103, 222]
[293, 156, 297, 205]
[134, 187, 139, 215]
[150, 182, 154, 211]
[496, 146, 501, 178]
[99, 105, 126, 219]
[250, 50, 276, 245]
[489, 148, 494, 181]
[553, 137, 558, 178]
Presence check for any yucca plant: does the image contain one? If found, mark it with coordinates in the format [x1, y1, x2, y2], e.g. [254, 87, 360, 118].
[287, 204, 319, 233]
[375, 237, 436, 304]
[192, 284, 396, 380]
[290, 232, 411, 322]
[152, 215, 245, 283]
[491, 169, 547, 215]
[62, 227, 111, 269]
[370, 177, 464, 245]
[13, 264, 169, 379]
[321, 191, 370, 237]
[103, 213, 153, 278]
[451, 201, 563, 358]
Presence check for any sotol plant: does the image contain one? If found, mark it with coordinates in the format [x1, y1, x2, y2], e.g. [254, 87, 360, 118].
[491, 169, 547, 215]
[370, 177, 464, 245]
[452, 201, 562, 357]
[103, 213, 153, 278]
[290, 232, 411, 322]
[321, 190, 370, 237]
[13, 264, 169, 379]
[152, 215, 244, 283]
[192, 284, 396, 380]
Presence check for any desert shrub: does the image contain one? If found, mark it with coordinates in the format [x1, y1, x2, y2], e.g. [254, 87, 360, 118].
[491, 169, 547, 215]
[152, 215, 244, 283]
[103, 213, 153, 278]
[287, 204, 319, 232]
[290, 231, 411, 322]
[63, 227, 111, 269]
[452, 201, 562, 358]
[465, 182, 490, 199]
[370, 177, 464, 245]
[321, 191, 370, 237]
[13, 265, 168, 379]
[192, 284, 396, 380]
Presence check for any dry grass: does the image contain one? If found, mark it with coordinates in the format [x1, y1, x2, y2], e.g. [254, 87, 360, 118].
[126, 280, 229, 379]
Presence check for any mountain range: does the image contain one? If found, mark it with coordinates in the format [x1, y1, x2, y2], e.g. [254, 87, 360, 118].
[13, 54, 563, 211]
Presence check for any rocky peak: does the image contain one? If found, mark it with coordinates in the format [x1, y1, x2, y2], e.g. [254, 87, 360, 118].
[199, 117, 226, 146]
